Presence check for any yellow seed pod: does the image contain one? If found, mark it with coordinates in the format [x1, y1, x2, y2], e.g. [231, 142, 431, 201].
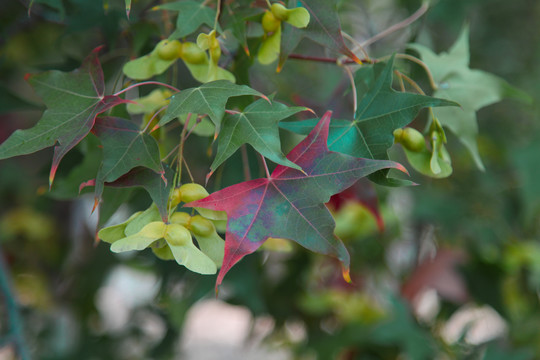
[168, 188, 182, 208]
[189, 215, 215, 237]
[271, 3, 289, 21]
[180, 42, 207, 64]
[262, 10, 280, 33]
[157, 40, 182, 61]
[178, 183, 209, 203]
[164, 224, 191, 247]
[170, 212, 191, 227]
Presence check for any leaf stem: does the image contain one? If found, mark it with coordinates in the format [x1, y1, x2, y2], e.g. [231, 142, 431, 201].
[214, 0, 221, 30]
[163, 144, 180, 162]
[260, 154, 271, 179]
[177, 113, 192, 186]
[183, 115, 202, 141]
[395, 70, 425, 95]
[182, 157, 195, 182]
[143, 105, 167, 133]
[361, 1, 429, 48]
[392, 53, 438, 90]
[287, 53, 369, 65]
[113, 81, 180, 97]
[341, 31, 370, 61]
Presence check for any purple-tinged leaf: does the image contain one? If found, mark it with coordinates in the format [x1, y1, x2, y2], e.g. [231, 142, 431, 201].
[185, 111, 407, 288]
[212, 98, 307, 171]
[281, 56, 458, 186]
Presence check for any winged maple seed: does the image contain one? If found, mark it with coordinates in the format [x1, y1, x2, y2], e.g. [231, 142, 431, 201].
[185, 111, 407, 288]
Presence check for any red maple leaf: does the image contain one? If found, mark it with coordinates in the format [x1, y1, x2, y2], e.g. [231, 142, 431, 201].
[186, 111, 406, 287]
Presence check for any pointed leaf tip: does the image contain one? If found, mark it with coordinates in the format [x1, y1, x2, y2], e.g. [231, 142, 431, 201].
[79, 179, 96, 193]
[342, 267, 352, 283]
[395, 162, 409, 175]
[91, 197, 100, 214]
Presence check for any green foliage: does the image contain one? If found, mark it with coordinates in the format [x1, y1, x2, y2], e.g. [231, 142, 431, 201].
[0, 0, 537, 359]
[212, 98, 307, 171]
[409, 26, 531, 170]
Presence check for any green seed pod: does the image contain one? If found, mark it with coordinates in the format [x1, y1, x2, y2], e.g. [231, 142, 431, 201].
[164, 224, 191, 247]
[394, 127, 426, 152]
[189, 215, 215, 237]
[271, 3, 289, 21]
[180, 42, 206, 64]
[157, 40, 182, 61]
[179, 183, 209, 203]
[168, 188, 182, 208]
[170, 212, 191, 227]
[262, 10, 280, 33]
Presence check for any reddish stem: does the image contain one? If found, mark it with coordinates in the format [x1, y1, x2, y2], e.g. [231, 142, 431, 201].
[113, 81, 180, 96]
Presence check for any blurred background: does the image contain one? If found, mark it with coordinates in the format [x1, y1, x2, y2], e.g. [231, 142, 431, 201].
[0, 0, 539, 359]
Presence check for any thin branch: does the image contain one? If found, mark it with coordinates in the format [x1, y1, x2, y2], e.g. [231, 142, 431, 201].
[176, 113, 192, 186]
[182, 157, 195, 182]
[395, 70, 425, 95]
[287, 53, 371, 65]
[142, 105, 167, 133]
[214, 0, 221, 30]
[163, 143, 180, 162]
[0, 247, 31, 360]
[183, 115, 203, 141]
[397, 71, 406, 92]
[113, 81, 180, 97]
[396, 53, 438, 90]
[361, 1, 429, 48]
[341, 31, 370, 60]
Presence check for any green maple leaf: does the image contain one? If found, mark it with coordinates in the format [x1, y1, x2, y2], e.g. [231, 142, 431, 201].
[281, 56, 457, 186]
[409, 26, 531, 170]
[0, 48, 128, 186]
[156, 0, 221, 39]
[212, 98, 307, 171]
[159, 80, 266, 129]
[91, 117, 163, 184]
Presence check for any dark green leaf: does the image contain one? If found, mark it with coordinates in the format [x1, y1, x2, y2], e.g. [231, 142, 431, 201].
[157, 1, 220, 39]
[281, 56, 457, 185]
[212, 98, 306, 171]
[92, 117, 163, 183]
[159, 80, 266, 129]
[0, 48, 128, 186]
